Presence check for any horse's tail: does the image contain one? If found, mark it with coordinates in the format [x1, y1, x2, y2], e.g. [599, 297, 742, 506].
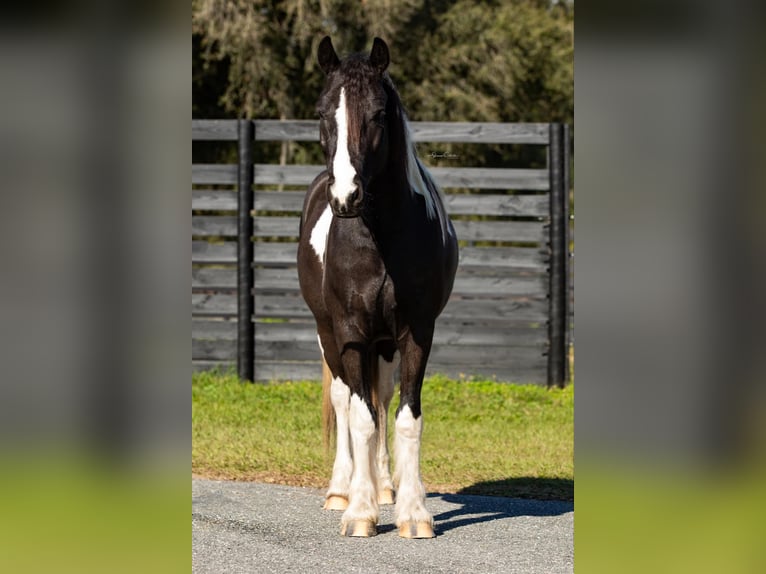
[321, 357, 335, 451]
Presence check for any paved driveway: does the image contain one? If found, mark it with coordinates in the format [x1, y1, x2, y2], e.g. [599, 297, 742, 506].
[193, 479, 573, 573]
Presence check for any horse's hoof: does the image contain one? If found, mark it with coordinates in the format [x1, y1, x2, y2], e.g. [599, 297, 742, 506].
[341, 520, 377, 537]
[378, 488, 395, 505]
[323, 495, 349, 510]
[398, 521, 435, 539]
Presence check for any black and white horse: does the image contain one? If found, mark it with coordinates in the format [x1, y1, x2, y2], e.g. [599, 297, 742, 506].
[297, 36, 458, 538]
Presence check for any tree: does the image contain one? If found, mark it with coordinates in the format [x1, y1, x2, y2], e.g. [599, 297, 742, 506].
[192, 0, 573, 167]
[192, 0, 432, 120]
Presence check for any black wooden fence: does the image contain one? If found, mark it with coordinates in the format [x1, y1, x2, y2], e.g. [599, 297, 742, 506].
[192, 120, 571, 386]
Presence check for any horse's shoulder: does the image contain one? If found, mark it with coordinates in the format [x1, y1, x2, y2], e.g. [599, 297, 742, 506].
[301, 170, 331, 227]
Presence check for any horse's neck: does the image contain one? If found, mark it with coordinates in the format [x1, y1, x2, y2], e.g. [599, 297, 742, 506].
[365, 173, 412, 237]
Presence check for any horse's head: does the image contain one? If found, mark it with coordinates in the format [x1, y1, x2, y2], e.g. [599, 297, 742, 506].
[316, 36, 393, 218]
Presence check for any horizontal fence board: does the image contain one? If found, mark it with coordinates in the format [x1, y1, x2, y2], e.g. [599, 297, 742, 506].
[250, 191, 549, 217]
[192, 190, 238, 211]
[193, 339, 237, 361]
[249, 242, 546, 270]
[253, 216, 300, 238]
[249, 267, 547, 298]
[193, 318, 238, 339]
[192, 164, 237, 185]
[254, 241, 299, 266]
[452, 274, 547, 298]
[192, 241, 237, 264]
[254, 164, 321, 186]
[429, 344, 546, 366]
[253, 120, 319, 142]
[459, 246, 545, 269]
[254, 191, 306, 213]
[194, 120, 550, 145]
[409, 122, 550, 144]
[192, 120, 238, 141]
[442, 297, 548, 322]
[255, 294, 311, 319]
[248, 120, 550, 144]
[192, 216, 548, 242]
[193, 293, 237, 316]
[193, 267, 237, 290]
[452, 219, 546, 243]
[192, 216, 238, 237]
[192, 215, 547, 243]
[192, 164, 548, 190]
[444, 194, 548, 217]
[253, 293, 547, 322]
[248, 164, 549, 191]
[434, 167, 549, 191]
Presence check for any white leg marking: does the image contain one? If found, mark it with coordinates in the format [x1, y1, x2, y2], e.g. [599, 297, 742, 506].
[330, 88, 358, 206]
[309, 205, 333, 265]
[394, 405, 432, 526]
[327, 377, 353, 499]
[376, 353, 399, 496]
[342, 394, 379, 527]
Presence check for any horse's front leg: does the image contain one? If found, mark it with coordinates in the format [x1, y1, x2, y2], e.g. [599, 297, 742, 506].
[339, 343, 379, 537]
[394, 330, 435, 538]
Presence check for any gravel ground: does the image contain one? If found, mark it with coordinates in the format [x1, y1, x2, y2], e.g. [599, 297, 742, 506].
[193, 479, 573, 574]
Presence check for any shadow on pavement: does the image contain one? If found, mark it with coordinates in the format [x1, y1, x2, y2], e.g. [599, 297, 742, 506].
[429, 478, 573, 535]
[457, 477, 573, 501]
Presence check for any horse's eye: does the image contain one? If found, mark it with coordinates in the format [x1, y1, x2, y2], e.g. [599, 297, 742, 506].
[373, 111, 386, 127]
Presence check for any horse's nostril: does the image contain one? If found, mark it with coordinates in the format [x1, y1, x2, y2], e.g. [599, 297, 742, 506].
[349, 187, 361, 205]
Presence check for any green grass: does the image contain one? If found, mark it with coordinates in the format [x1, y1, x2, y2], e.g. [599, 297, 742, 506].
[192, 371, 573, 500]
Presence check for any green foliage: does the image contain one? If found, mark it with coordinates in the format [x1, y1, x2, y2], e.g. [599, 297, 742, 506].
[192, 372, 573, 500]
[407, 0, 573, 125]
[192, 0, 573, 129]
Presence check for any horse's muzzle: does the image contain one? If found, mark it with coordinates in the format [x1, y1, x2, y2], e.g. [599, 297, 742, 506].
[328, 184, 363, 218]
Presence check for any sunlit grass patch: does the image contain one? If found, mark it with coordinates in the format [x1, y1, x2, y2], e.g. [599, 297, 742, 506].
[192, 371, 573, 500]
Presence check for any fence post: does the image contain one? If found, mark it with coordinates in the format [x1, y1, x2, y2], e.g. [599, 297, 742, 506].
[237, 119, 255, 382]
[548, 123, 568, 388]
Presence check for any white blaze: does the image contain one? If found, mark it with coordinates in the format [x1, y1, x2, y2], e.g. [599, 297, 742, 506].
[330, 88, 358, 206]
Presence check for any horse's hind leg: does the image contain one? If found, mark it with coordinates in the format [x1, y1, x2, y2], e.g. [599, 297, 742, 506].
[320, 335, 352, 511]
[375, 345, 399, 505]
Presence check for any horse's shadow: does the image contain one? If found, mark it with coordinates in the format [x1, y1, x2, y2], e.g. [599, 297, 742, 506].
[428, 478, 574, 535]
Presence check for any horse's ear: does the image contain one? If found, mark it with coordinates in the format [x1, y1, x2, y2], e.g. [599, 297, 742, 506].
[318, 36, 340, 75]
[369, 37, 389, 74]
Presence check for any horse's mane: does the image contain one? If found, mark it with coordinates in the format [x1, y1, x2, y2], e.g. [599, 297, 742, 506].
[383, 76, 448, 232]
